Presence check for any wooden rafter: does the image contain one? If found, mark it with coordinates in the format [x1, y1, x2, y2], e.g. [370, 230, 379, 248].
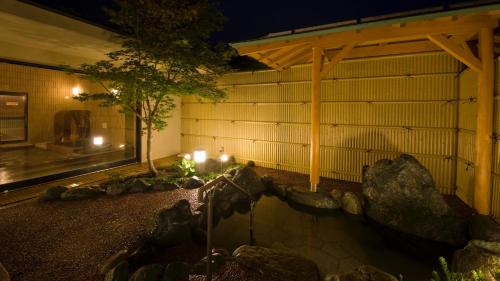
[427, 34, 482, 72]
[255, 43, 310, 67]
[320, 43, 355, 78]
[272, 45, 311, 68]
[278, 49, 311, 70]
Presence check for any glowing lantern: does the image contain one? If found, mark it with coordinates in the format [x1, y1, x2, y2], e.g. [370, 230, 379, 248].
[193, 150, 206, 163]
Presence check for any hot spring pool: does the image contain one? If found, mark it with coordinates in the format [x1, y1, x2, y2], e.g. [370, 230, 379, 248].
[212, 195, 436, 280]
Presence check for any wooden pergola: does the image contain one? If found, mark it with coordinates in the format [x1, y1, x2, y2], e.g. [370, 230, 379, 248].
[231, 4, 500, 215]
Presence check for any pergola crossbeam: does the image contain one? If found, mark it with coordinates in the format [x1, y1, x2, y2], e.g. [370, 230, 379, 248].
[321, 43, 355, 78]
[427, 34, 482, 73]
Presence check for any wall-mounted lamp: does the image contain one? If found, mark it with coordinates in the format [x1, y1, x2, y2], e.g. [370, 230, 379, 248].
[193, 150, 206, 163]
[72, 87, 81, 97]
[93, 136, 104, 146]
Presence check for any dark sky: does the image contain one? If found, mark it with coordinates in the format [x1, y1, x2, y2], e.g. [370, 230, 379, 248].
[29, 0, 484, 42]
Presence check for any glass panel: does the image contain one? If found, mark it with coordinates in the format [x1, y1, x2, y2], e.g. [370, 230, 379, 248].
[0, 85, 136, 187]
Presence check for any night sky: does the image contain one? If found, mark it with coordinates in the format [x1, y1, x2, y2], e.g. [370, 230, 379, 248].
[29, 0, 479, 42]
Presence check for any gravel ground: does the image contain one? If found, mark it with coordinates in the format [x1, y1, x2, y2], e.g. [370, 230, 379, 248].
[0, 189, 200, 281]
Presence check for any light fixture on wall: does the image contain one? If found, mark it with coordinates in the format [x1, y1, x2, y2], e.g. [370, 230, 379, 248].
[193, 150, 206, 163]
[72, 87, 81, 97]
[93, 136, 104, 146]
[119, 144, 125, 149]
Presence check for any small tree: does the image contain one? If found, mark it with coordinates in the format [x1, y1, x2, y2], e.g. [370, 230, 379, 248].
[75, 0, 227, 176]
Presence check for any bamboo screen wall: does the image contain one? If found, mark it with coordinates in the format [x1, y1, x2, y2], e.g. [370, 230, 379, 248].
[456, 63, 500, 221]
[182, 52, 462, 194]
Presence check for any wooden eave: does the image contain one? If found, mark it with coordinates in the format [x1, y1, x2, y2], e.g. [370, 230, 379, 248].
[231, 4, 500, 70]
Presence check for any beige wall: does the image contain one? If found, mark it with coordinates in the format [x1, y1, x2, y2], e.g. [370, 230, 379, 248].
[0, 62, 130, 149]
[182, 52, 461, 194]
[141, 97, 182, 161]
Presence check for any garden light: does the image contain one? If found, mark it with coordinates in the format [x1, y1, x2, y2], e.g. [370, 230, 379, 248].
[193, 150, 206, 163]
[93, 136, 104, 146]
[184, 153, 191, 160]
[72, 87, 80, 97]
[220, 153, 229, 162]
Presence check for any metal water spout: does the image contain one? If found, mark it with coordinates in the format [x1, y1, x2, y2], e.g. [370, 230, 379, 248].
[197, 175, 255, 281]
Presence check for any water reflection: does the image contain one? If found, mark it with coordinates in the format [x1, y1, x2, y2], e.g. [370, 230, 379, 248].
[213, 196, 434, 280]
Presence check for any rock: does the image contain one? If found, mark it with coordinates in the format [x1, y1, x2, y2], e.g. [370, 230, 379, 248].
[191, 252, 226, 275]
[60, 187, 102, 200]
[269, 184, 289, 199]
[163, 262, 190, 281]
[261, 175, 274, 190]
[126, 178, 151, 193]
[181, 176, 205, 190]
[362, 154, 467, 245]
[151, 182, 178, 191]
[147, 200, 193, 247]
[203, 158, 221, 174]
[330, 189, 342, 202]
[0, 262, 9, 281]
[100, 249, 128, 274]
[225, 167, 238, 177]
[233, 245, 320, 281]
[129, 264, 164, 281]
[452, 240, 500, 280]
[324, 265, 398, 281]
[104, 261, 128, 281]
[128, 243, 155, 270]
[247, 160, 255, 167]
[469, 215, 500, 242]
[39, 186, 68, 201]
[287, 188, 341, 210]
[232, 167, 266, 199]
[342, 192, 363, 215]
[106, 183, 129, 196]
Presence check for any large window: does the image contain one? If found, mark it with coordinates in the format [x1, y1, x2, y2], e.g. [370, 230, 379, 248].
[0, 64, 138, 188]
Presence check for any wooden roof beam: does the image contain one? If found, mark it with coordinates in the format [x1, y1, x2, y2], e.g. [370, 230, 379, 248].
[321, 43, 355, 78]
[270, 45, 312, 68]
[236, 14, 498, 55]
[427, 34, 482, 72]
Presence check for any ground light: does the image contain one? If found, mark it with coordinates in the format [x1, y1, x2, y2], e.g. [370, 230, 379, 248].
[193, 150, 206, 163]
[93, 136, 104, 146]
[184, 153, 191, 160]
[72, 87, 80, 97]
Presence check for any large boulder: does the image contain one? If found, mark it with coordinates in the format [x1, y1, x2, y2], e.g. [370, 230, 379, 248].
[324, 265, 398, 281]
[39, 186, 68, 201]
[286, 188, 341, 211]
[99, 249, 128, 274]
[469, 215, 500, 242]
[0, 262, 9, 281]
[146, 200, 193, 247]
[452, 240, 500, 280]
[104, 261, 128, 281]
[128, 264, 164, 281]
[232, 245, 320, 281]
[60, 187, 102, 200]
[231, 167, 267, 200]
[362, 154, 467, 245]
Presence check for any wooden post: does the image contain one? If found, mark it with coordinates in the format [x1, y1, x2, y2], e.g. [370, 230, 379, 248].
[310, 47, 322, 191]
[474, 27, 494, 215]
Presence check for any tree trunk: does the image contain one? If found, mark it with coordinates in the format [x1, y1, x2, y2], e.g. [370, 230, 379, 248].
[146, 122, 158, 177]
